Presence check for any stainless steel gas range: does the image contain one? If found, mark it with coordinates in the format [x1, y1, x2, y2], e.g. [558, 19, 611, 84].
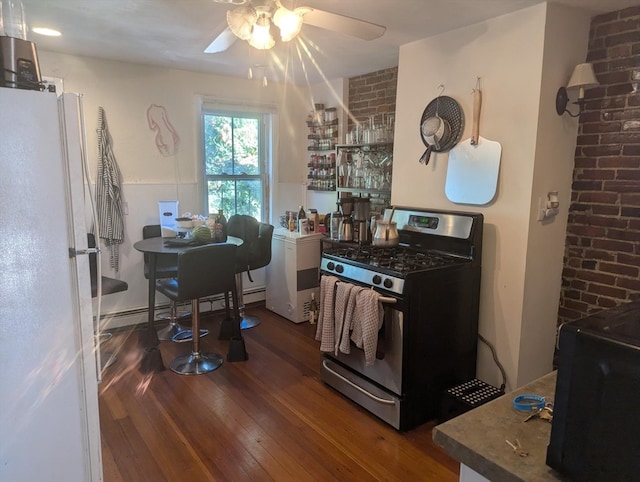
[319, 206, 483, 431]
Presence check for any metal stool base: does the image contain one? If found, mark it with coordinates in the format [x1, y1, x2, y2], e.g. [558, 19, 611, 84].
[157, 323, 188, 341]
[240, 314, 261, 329]
[172, 328, 209, 343]
[169, 352, 223, 375]
[156, 309, 190, 321]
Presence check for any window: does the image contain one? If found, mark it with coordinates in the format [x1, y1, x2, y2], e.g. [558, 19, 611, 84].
[202, 106, 271, 221]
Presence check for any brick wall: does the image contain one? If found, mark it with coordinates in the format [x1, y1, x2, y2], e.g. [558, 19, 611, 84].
[347, 67, 398, 132]
[557, 6, 640, 324]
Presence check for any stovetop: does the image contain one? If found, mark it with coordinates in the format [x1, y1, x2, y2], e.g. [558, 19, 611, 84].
[322, 245, 468, 275]
[320, 207, 483, 295]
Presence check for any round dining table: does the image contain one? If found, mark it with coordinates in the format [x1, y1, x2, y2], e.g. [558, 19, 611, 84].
[133, 235, 242, 372]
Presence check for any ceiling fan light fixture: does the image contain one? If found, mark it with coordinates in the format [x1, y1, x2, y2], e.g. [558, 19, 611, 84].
[273, 6, 304, 42]
[227, 5, 257, 40]
[248, 14, 275, 49]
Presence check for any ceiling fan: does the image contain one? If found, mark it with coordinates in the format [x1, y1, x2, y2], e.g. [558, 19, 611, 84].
[205, 0, 386, 53]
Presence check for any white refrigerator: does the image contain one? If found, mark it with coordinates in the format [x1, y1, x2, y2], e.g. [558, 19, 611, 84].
[0, 88, 103, 481]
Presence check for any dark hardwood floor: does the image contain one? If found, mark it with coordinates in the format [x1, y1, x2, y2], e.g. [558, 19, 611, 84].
[99, 305, 460, 481]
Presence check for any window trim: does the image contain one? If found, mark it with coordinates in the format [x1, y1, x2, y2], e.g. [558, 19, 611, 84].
[200, 100, 274, 222]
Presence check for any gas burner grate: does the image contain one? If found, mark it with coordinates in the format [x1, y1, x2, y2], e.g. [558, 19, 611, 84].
[324, 245, 466, 274]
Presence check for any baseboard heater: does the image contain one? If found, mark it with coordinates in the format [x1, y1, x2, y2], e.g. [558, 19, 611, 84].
[99, 288, 266, 331]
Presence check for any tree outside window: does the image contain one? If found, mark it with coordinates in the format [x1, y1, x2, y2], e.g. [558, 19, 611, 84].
[203, 111, 268, 220]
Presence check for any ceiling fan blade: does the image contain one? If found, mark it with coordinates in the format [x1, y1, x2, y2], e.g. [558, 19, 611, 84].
[302, 9, 386, 41]
[204, 27, 238, 53]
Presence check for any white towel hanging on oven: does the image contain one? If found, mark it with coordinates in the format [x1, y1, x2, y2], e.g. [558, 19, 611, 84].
[350, 289, 384, 366]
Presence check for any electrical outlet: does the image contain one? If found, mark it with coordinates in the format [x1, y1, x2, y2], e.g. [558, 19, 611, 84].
[537, 192, 559, 222]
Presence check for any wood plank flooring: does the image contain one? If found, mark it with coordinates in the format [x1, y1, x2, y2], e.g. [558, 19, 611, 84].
[99, 305, 460, 482]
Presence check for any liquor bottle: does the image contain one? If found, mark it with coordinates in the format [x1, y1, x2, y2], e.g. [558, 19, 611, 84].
[216, 209, 227, 242]
[205, 214, 217, 239]
[297, 205, 309, 235]
[309, 292, 319, 324]
[308, 209, 318, 233]
[288, 212, 295, 232]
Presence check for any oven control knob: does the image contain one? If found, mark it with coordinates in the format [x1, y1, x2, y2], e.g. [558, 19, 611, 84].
[372, 275, 382, 285]
[326, 262, 335, 271]
[383, 278, 394, 289]
[335, 264, 344, 274]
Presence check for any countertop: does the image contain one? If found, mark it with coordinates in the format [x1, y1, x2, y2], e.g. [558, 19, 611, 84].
[433, 372, 567, 482]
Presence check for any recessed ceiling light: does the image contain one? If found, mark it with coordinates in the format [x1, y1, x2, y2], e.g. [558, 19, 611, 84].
[32, 27, 61, 37]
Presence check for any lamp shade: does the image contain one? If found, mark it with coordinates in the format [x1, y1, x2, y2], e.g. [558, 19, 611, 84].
[273, 6, 303, 42]
[227, 5, 257, 40]
[567, 63, 599, 90]
[248, 14, 275, 50]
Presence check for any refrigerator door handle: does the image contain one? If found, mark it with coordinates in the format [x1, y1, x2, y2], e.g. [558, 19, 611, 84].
[69, 247, 100, 257]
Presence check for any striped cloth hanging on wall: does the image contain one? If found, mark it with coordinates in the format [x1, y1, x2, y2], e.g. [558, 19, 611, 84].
[96, 107, 124, 272]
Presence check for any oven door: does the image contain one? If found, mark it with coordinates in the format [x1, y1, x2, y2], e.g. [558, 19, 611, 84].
[320, 298, 405, 428]
[326, 301, 403, 395]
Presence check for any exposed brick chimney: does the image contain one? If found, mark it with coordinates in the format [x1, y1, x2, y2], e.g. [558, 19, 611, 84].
[558, 6, 640, 324]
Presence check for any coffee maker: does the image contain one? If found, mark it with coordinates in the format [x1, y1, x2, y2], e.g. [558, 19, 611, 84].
[337, 197, 354, 242]
[353, 196, 371, 244]
[1, 0, 43, 91]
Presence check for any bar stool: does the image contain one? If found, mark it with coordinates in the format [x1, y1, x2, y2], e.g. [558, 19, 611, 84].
[226, 215, 274, 329]
[142, 225, 193, 341]
[155, 243, 246, 375]
[88, 233, 128, 370]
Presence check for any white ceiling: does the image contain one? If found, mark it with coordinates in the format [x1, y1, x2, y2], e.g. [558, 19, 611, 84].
[21, 0, 637, 84]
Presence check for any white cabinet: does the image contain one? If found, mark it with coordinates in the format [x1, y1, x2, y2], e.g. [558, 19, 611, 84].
[266, 229, 323, 323]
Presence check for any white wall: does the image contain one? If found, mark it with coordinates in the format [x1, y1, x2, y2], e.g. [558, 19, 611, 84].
[38, 52, 313, 326]
[519, 4, 592, 385]
[393, 2, 590, 389]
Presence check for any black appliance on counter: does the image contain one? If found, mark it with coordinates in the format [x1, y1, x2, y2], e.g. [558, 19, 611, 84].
[546, 301, 640, 481]
[319, 206, 483, 430]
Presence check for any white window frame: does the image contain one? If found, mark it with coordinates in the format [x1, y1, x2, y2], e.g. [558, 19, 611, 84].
[200, 99, 274, 223]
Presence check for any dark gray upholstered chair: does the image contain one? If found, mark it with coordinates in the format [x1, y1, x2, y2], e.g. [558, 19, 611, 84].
[88, 233, 128, 370]
[155, 243, 247, 375]
[89, 233, 128, 298]
[226, 215, 274, 329]
[142, 224, 193, 341]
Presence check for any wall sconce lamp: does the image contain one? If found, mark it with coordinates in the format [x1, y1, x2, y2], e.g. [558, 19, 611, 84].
[556, 63, 599, 117]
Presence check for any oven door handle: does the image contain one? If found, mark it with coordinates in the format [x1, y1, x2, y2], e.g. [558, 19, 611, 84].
[378, 295, 396, 304]
[322, 360, 396, 406]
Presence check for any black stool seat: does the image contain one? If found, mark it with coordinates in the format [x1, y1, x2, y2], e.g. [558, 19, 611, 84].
[88, 233, 127, 371]
[156, 242, 247, 375]
[88, 233, 128, 298]
[143, 224, 192, 341]
[226, 215, 274, 329]
[91, 276, 128, 298]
